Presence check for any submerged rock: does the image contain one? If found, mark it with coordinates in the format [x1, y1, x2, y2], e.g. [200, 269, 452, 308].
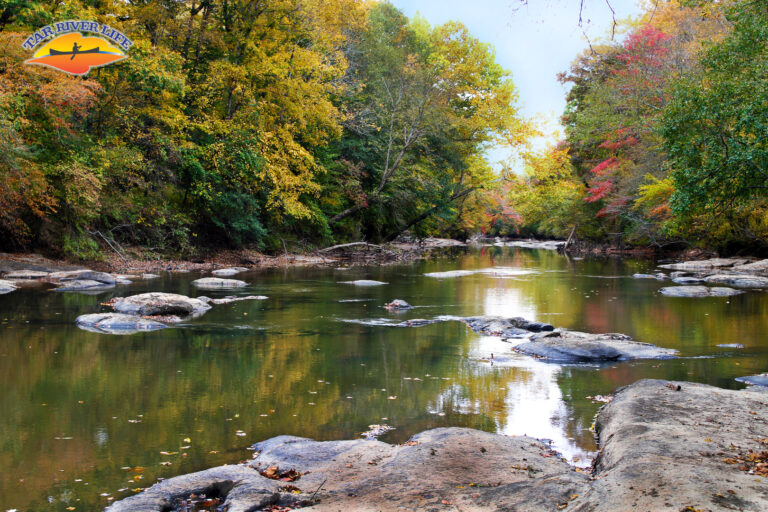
[462, 316, 554, 336]
[207, 295, 268, 305]
[211, 267, 249, 276]
[736, 374, 768, 387]
[53, 279, 115, 292]
[75, 313, 167, 335]
[385, 299, 412, 310]
[703, 274, 768, 288]
[339, 280, 388, 286]
[659, 285, 743, 297]
[514, 331, 678, 363]
[632, 273, 666, 280]
[658, 258, 749, 271]
[192, 277, 248, 289]
[0, 279, 17, 295]
[110, 292, 211, 319]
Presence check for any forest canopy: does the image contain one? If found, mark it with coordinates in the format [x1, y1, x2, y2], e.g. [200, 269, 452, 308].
[0, 0, 525, 257]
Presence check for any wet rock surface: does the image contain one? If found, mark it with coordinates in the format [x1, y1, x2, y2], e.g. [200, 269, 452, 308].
[192, 277, 248, 289]
[385, 299, 412, 310]
[703, 274, 768, 288]
[462, 315, 554, 336]
[633, 273, 666, 280]
[211, 267, 249, 276]
[52, 279, 116, 292]
[76, 313, 168, 335]
[0, 279, 17, 294]
[658, 258, 750, 271]
[514, 331, 678, 363]
[671, 276, 705, 285]
[3, 269, 51, 279]
[110, 292, 211, 319]
[736, 374, 768, 387]
[659, 285, 744, 297]
[110, 380, 768, 512]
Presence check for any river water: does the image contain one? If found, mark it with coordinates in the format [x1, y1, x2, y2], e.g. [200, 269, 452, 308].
[2, 246, 767, 511]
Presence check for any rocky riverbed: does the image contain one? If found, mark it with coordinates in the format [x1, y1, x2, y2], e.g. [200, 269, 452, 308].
[107, 379, 768, 512]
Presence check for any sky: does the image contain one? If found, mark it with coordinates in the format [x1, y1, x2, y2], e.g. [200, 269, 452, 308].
[390, 0, 644, 167]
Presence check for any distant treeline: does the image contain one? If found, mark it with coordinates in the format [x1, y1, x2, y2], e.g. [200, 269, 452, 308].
[490, 0, 768, 253]
[0, 0, 526, 258]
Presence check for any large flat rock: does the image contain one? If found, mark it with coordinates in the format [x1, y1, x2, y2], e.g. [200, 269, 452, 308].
[573, 379, 768, 511]
[192, 277, 248, 289]
[0, 279, 17, 295]
[514, 331, 678, 363]
[658, 258, 749, 271]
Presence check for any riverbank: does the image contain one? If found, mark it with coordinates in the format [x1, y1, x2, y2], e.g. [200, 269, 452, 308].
[107, 378, 768, 512]
[0, 238, 468, 275]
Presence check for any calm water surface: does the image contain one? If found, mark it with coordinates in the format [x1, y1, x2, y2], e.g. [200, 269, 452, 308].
[2, 246, 768, 511]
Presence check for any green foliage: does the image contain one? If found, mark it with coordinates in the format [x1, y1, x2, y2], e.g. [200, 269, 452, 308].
[0, 0, 526, 257]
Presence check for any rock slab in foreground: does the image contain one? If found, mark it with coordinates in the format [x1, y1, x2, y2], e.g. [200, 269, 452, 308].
[574, 379, 768, 511]
[76, 313, 167, 335]
[659, 285, 744, 297]
[704, 274, 768, 288]
[109, 380, 768, 511]
[515, 331, 678, 363]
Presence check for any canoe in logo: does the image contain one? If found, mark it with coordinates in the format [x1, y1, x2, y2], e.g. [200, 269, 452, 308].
[25, 32, 126, 75]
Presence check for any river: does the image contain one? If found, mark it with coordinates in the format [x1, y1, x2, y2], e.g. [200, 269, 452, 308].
[2, 245, 767, 511]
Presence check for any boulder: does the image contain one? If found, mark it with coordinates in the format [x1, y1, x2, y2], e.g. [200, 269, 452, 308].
[670, 271, 689, 279]
[659, 285, 743, 297]
[735, 374, 768, 387]
[60, 270, 116, 284]
[658, 257, 749, 271]
[703, 274, 768, 288]
[192, 277, 248, 289]
[338, 280, 388, 286]
[52, 279, 115, 292]
[424, 270, 476, 278]
[75, 313, 167, 335]
[514, 331, 677, 363]
[211, 267, 249, 277]
[462, 316, 554, 337]
[0, 279, 17, 295]
[3, 269, 50, 279]
[717, 343, 745, 349]
[142, 273, 160, 279]
[385, 299, 412, 310]
[110, 292, 211, 319]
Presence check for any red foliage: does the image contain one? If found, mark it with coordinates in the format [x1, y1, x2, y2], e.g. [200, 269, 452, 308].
[589, 158, 619, 176]
[585, 181, 613, 203]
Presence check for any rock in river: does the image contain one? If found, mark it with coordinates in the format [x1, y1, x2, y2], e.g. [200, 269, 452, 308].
[2, 269, 50, 279]
[658, 257, 749, 271]
[339, 280, 388, 286]
[735, 374, 768, 387]
[514, 331, 677, 363]
[211, 267, 249, 276]
[0, 279, 17, 295]
[53, 279, 115, 292]
[75, 313, 167, 335]
[659, 285, 743, 297]
[385, 299, 412, 310]
[462, 315, 554, 336]
[671, 276, 705, 285]
[192, 277, 248, 289]
[703, 274, 768, 288]
[110, 292, 211, 320]
[632, 273, 666, 280]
